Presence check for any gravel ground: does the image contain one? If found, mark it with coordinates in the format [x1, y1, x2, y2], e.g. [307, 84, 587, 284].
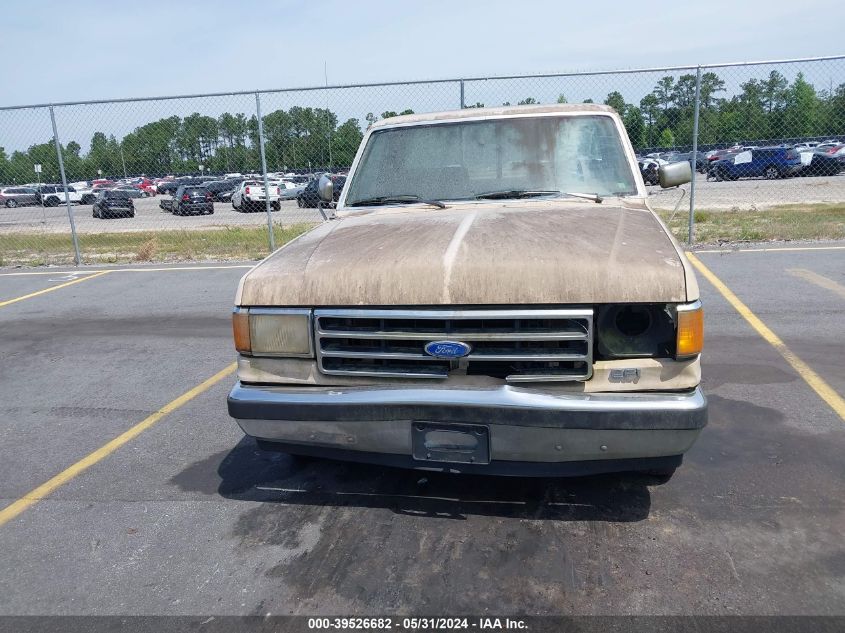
[649, 171, 845, 211]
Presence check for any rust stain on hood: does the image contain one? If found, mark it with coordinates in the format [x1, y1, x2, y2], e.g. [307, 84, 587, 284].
[238, 201, 687, 306]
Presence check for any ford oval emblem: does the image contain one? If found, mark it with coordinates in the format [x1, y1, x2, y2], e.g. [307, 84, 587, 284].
[424, 340, 472, 359]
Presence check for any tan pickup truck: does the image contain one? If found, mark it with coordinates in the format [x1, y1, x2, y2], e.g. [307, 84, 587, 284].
[228, 103, 706, 479]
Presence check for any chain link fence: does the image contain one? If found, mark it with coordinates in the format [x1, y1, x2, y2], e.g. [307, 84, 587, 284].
[1, 55, 843, 266]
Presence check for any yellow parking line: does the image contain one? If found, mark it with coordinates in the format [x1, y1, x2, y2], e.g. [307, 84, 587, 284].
[687, 253, 845, 422]
[0, 270, 111, 308]
[0, 265, 253, 277]
[694, 245, 845, 254]
[787, 268, 845, 300]
[0, 363, 236, 528]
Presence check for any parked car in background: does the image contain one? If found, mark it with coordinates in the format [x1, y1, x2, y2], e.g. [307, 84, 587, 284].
[88, 181, 117, 201]
[297, 174, 346, 207]
[92, 189, 135, 219]
[125, 177, 157, 196]
[157, 178, 195, 196]
[171, 184, 214, 216]
[112, 185, 148, 198]
[711, 147, 801, 181]
[37, 184, 86, 206]
[820, 143, 845, 163]
[153, 177, 174, 193]
[205, 179, 242, 202]
[279, 184, 305, 200]
[637, 159, 661, 185]
[675, 151, 708, 172]
[797, 149, 843, 177]
[0, 186, 39, 208]
[231, 181, 281, 212]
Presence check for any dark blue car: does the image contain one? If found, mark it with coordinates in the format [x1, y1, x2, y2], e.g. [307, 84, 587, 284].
[712, 147, 802, 181]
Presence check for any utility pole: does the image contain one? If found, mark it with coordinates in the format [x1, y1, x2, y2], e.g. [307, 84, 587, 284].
[119, 142, 127, 178]
[324, 60, 333, 170]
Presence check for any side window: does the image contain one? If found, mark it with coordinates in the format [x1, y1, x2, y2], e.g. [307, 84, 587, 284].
[67, 186, 76, 193]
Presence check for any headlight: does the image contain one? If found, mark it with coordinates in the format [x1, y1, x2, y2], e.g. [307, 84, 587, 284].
[596, 301, 703, 360]
[596, 304, 676, 359]
[232, 308, 313, 357]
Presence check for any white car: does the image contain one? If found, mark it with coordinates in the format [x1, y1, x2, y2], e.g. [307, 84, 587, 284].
[231, 180, 281, 212]
[38, 184, 86, 207]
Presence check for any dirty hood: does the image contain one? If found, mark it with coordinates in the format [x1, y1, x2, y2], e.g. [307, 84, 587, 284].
[238, 202, 688, 306]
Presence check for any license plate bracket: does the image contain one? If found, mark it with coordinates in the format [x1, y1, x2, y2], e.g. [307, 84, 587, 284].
[411, 422, 490, 465]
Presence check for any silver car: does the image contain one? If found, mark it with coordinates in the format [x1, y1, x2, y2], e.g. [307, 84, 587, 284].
[0, 187, 39, 208]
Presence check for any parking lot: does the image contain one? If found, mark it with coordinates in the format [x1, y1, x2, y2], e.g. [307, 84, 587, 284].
[649, 172, 845, 210]
[0, 197, 323, 235]
[0, 245, 843, 616]
[1, 172, 844, 240]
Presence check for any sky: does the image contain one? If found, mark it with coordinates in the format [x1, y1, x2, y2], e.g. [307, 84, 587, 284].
[1, 0, 844, 156]
[2, 0, 844, 106]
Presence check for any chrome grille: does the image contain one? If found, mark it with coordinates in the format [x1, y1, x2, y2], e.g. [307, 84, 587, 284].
[314, 309, 593, 382]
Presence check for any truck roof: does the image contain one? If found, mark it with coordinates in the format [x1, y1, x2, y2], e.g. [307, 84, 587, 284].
[370, 102, 617, 129]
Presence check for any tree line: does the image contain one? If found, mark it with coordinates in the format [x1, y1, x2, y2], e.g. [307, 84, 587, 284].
[1, 70, 843, 184]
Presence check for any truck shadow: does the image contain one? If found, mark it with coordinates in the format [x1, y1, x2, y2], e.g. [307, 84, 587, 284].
[189, 437, 655, 522]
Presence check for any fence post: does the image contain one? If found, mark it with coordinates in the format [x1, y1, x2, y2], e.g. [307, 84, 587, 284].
[255, 92, 276, 252]
[49, 105, 81, 266]
[459, 80, 465, 109]
[688, 65, 702, 245]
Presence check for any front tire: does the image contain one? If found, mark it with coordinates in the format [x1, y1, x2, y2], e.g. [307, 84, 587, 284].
[6, 199, 17, 208]
[765, 166, 780, 180]
[46, 196, 59, 207]
[638, 467, 676, 484]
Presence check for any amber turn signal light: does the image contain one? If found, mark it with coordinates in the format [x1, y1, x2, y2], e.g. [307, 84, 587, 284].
[676, 303, 703, 358]
[232, 309, 251, 354]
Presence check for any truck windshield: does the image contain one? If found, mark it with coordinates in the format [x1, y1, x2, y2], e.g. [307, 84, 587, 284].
[345, 115, 637, 205]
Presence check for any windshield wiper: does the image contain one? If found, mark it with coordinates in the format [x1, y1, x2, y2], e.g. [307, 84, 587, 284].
[475, 189, 604, 203]
[474, 189, 560, 200]
[562, 192, 603, 203]
[349, 195, 446, 209]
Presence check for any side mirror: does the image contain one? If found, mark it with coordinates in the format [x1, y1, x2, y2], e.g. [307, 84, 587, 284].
[317, 174, 333, 202]
[658, 161, 692, 188]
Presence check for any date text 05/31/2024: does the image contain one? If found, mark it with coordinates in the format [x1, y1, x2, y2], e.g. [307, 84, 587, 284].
[307, 617, 528, 630]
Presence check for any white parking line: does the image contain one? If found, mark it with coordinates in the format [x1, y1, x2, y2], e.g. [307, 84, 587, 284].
[787, 268, 845, 300]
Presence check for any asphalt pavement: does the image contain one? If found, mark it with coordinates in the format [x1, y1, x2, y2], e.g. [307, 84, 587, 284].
[0, 246, 843, 616]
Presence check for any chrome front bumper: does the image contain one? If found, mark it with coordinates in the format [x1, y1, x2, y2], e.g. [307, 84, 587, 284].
[228, 383, 706, 472]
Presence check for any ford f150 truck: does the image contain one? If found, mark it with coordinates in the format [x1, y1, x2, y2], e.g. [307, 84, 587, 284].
[231, 180, 281, 212]
[227, 103, 706, 479]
